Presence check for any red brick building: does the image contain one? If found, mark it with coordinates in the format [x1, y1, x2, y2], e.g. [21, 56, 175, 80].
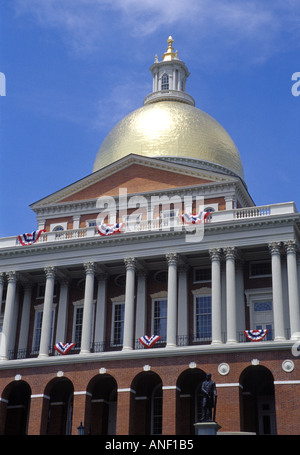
[0, 37, 299, 435]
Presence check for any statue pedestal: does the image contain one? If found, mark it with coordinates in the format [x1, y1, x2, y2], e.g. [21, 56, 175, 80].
[194, 422, 221, 435]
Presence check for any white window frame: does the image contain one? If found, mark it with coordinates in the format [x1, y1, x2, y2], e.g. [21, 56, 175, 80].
[193, 293, 212, 341]
[32, 303, 57, 354]
[111, 297, 125, 346]
[72, 299, 95, 348]
[50, 221, 68, 232]
[245, 288, 273, 340]
[151, 298, 167, 342]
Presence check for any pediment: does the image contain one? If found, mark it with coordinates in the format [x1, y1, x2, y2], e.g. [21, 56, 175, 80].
[30, 154, 240, 209]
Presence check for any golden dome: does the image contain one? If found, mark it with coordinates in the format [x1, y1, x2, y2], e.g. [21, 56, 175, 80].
[92, 100, 244, 180]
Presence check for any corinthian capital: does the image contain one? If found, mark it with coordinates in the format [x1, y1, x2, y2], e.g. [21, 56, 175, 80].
[223, 246, 237, 260]
[166, 252, 178, 266]
[44, 266, 56, 279]
[6, 271, 18, 283]
[124, 257, 136, 271]
[284, 240, 298, 255]
[268, 242, 282, 256]
[209, 248, 222, 261]
[84, 262, 95, 274]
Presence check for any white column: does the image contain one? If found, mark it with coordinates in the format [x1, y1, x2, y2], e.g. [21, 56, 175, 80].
[18, 283, 33, 353]
[55, 280, 69, 343]
[285, 241, 300, 340]
[123, 258, 136, 350]
[177, 265, 188, 340]
[224, 247, 237, 344]
[94, 273, 108, 347]
[209, 249, 223, 344]
[166, 253, 178, 348]
[73, 215, 81, 230]
[80, 262, 95, 354]
[135, 271, 147, 341]
[269, 242, 286, 341]
[39, 266, 56, 357]
[0, 273, 4, 309]
[0, 271, 18, 360]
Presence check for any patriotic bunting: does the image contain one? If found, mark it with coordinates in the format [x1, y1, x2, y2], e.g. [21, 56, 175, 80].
[139, 335, 161, 348]
[244, 329, 269, 342]
[96, 222, 125, 236]
[18, 229, 46, 246]
[181, 211, 210, 224]
[54, 342, 76, 355]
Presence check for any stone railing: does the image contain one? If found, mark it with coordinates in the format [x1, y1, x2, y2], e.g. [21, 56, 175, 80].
[0, 202, 297, 249]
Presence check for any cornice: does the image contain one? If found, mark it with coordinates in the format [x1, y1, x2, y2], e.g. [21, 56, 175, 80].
[0, 340, 294, 372]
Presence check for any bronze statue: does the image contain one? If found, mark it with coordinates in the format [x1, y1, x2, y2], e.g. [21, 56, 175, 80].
[200, 373, 217, 421]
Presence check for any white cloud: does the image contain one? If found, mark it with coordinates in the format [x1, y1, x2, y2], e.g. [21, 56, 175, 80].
[13, 0, 300, 57]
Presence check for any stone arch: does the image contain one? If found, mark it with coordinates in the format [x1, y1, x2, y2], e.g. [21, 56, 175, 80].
[86, 373, 118, 435]
[176, 367, 206, 434]
[43, 377, 74, 435]
[239, 365, 276, 435]
[130, 370, 162, 435]
[1, 380, 31, 435]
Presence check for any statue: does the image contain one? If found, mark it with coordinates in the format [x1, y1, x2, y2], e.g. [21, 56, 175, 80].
[200, 373, 217, 422]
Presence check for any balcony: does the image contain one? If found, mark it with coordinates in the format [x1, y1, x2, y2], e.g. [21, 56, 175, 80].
[7, 330, 286, 360]
[0, 202, 297, 250]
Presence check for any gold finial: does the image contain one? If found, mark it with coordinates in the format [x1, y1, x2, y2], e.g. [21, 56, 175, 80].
[162, 36, 176, 61]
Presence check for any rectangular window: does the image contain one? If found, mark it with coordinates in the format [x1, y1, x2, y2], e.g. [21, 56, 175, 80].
[195, 296, 212, 340]
[32, 308, 55, 353]
[254, 300, 273, 340]
[153, 299, 167, 341]
[194, 267, 211, 283]
[112, 303, 125, 346]
[74, 306, 84, 347]
[250, 261, 271, 277]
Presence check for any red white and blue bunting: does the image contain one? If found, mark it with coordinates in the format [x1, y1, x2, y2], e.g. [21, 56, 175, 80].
[244, 329, 269, 342]
[139, 335, 161, 348]
[181, 211, 210, 224]
[54, 342, 76, 355]
[18, 229, 46, 246]
[97, 222, 125, 236]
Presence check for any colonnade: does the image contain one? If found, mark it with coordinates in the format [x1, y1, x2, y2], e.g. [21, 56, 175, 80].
[0, 240, 299, 361]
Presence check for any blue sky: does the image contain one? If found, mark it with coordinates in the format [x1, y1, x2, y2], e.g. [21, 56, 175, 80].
[1, 0, 300, 237]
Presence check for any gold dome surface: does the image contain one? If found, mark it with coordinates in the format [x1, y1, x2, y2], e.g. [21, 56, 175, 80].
[93, 100, 244, 180]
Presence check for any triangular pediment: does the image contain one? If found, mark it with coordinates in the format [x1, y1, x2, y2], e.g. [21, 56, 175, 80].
[30, 154, 242, 209]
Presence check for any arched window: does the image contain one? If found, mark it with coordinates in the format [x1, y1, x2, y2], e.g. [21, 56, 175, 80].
[161, 74, 169, 90]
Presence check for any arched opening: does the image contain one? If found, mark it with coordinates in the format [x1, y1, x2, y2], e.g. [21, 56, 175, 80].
[130, 371, 162, 435]
[176, 368, 206, 434]
[44, 377, 74, 435]
[2, 380, 31, 435]
[87, 374, 118, 435]
[161, 74, 169, 90]
[240, 365, 277, 435]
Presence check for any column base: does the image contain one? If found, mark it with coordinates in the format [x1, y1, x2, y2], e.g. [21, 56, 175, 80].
[194, 421, 221, 435]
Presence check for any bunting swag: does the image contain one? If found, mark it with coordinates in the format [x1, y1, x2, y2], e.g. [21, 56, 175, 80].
[97, 222, 125, 236]
[244, 329, 269, 342]
[54, 342, 76, 355]
[181, 211, 210, 224]
[18, 229, 46, 246]
[139, 335, 161, 348]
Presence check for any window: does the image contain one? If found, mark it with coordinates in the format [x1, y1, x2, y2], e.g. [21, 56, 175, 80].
[195, 296, 212, 340]
[153, 299, 167, 341]
[161, 74, 169, 90]
[112, 302, 125, 346]
[250, 261, 271, 278]
[194, 267, 211, 283]
[73, 306, 84, 347]
[254, 301, 273, 340]
[32, 305, 55, 353]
